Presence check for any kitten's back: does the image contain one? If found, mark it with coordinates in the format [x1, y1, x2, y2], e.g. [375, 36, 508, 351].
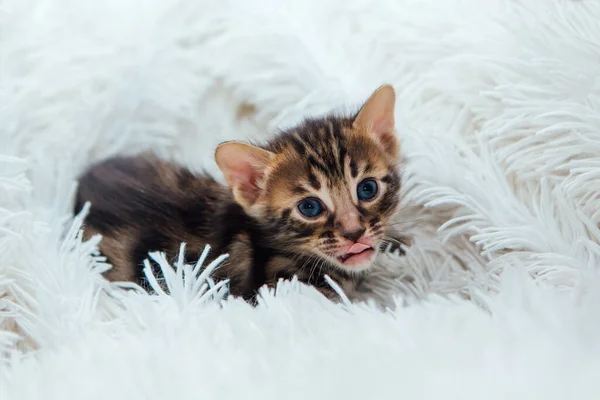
[75, 154, 232, 283]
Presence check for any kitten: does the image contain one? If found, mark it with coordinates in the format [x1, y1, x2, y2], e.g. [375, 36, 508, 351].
[75, 85, 407, 302]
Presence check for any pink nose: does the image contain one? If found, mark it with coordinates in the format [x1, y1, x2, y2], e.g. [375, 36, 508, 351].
[341, 228, 365, 242]
[335, 209, 363, 241]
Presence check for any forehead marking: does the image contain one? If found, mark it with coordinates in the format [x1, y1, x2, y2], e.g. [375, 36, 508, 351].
[307, 169, 321, 190]
[349, 159, 358, 178]
[293, 185, 308, 196]
[290, 133, 306, 155]
[306, 154, 328, 175]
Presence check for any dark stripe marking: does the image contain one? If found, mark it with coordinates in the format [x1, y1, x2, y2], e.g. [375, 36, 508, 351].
[350, 159, 358, 178]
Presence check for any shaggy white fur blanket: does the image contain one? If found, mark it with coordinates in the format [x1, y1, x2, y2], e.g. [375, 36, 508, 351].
[2, 0, 600, 398]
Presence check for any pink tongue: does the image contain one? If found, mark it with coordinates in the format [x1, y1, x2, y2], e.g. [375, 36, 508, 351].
[348, 243, 370, 255]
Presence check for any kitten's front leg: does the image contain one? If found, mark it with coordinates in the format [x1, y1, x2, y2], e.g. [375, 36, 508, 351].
[263, 256, 347, 303]
[380, 234, 411, 256]
[316, 286, 345, 303]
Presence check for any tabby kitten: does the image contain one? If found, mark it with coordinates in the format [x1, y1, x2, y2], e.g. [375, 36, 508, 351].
[75, 84, 406, 302]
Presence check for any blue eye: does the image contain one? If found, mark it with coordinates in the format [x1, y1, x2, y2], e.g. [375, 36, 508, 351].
[297, 198, 323, 218]
[357, 179, 378, 201]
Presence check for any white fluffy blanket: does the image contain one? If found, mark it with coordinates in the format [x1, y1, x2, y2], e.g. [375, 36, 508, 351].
[2, 0, 600, 398]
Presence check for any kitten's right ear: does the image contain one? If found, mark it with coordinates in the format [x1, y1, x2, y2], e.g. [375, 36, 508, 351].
[215, 141, 275, 209]
[352, 84, 399, 158]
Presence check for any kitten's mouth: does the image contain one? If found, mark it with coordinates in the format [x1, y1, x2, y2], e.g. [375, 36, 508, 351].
[336, 243, 376, 266]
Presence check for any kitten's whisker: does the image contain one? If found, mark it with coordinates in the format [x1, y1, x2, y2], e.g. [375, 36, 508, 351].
[316, 259, 327, 288]
[382, 236, 406, 245]
[308, 260, 319, 285]
[297, 254, 318, 279]
[383, 217, 429, 227]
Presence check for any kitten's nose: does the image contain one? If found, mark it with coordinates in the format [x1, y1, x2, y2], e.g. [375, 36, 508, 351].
[341, 228, 365, 242]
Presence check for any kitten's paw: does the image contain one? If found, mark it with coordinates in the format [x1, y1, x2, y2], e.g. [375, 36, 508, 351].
[380, 237, 409, 256]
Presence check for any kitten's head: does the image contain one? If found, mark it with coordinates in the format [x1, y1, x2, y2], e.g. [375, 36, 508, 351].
[215, 85, 402, 272]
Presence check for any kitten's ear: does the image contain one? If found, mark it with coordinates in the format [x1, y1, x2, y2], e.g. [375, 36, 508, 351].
[352, 84, 399, 157]
[215, 141, 275, 209]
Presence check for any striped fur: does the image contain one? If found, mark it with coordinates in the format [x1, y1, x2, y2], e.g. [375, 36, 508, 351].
[75, 85, 407, 302]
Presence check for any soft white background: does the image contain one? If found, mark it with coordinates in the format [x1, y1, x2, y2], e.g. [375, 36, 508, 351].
[1, 0, 600, 398]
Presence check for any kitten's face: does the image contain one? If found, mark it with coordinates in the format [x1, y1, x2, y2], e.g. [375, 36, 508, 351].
[216, 84, 401, 272]
[257, 123, 401, 271]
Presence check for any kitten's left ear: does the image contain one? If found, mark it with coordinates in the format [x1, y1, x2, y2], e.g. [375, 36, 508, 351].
[215, 141, 275, 210]
[352, 84, 399, 158]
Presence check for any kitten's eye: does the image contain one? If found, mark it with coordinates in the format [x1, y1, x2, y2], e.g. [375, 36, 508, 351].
[357, 179, 378, 201]
[297, 198, 323, 218]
